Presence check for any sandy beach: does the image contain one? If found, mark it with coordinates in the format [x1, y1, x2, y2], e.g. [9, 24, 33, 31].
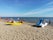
[0, 20, 53, 40]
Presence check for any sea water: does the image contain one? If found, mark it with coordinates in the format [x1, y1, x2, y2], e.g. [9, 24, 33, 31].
[2, 17, 53, 24]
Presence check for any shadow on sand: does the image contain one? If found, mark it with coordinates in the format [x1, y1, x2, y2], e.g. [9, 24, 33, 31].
[32, 25, 41, 28]
[5, 24, 12, 25]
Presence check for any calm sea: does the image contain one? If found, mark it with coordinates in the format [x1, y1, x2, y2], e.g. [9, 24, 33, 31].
[1, 17, 53, 23]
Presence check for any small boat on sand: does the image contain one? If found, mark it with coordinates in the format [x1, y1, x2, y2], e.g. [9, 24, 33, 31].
[34, 19, 48, 28]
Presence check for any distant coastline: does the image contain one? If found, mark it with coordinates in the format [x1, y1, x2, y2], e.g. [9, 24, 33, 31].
[1, 17, 53, 24]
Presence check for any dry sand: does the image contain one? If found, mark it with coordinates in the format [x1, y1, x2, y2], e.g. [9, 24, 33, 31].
[0, 21, 53, 40]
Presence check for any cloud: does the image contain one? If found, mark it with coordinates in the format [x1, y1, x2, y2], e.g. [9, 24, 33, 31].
[21, 1, 53, 17]
[22, 8, 53, 17]
[45, 1, 53, 8]
[47, 1, 53, 5]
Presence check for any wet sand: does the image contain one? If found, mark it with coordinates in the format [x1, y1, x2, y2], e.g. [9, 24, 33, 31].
[0, 21, 53, 40]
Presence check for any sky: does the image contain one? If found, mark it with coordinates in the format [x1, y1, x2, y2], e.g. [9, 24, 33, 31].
[0, 0, 53, 17]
